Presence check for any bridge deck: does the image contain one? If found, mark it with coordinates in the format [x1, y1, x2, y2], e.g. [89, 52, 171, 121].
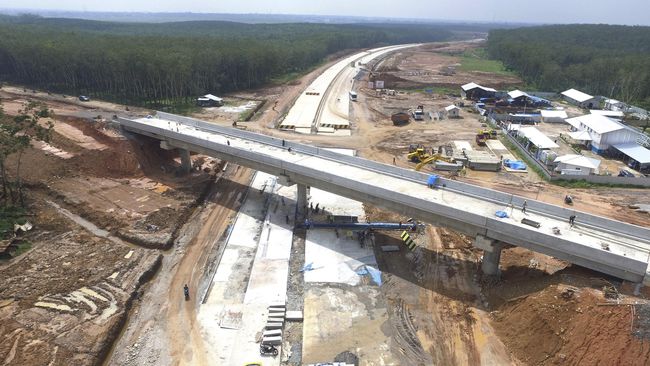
[121, 115, 650, 281]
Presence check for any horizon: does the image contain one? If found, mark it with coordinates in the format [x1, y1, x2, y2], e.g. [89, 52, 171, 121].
[0, 0, 649, 26]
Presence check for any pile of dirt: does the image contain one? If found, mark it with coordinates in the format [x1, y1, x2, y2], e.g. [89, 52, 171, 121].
[491, 285, 650, 365]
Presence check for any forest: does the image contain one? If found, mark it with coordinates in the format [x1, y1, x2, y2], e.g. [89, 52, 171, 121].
[487, 24, 650, 109]
[0, 15, 452, 107]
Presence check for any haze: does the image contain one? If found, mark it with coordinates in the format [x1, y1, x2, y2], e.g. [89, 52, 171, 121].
[2, 0, 649, 25]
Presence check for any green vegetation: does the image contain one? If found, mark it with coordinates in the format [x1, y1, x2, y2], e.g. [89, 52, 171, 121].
[459, 48, 514, 75]
[0, 101, 53, 207]
[552, 179, 648, 189]
[0, 15, 453, 108]
[487, 25, 650, 109]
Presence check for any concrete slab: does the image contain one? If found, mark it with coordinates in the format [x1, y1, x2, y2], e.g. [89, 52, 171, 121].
[199, 172, 296, 366]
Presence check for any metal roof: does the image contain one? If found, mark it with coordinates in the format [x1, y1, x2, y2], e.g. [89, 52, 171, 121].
[445, 105, 460, 111]
[518, 126, 559, 149]
[565, 114, 624, 134]
[202, 94, 223, 101]
[561, 89, 594, 103]
[590, 110, 624, 118]
[461, 82, 496, 92]
[541, 110, 568, 119]
[554, 154, 601, 169]
[613, 143, 650, 164]
[568, 130, 592, 141]
[508, 90, 529, 99]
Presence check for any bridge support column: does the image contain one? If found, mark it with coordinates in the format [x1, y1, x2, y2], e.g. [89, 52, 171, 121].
[179, 148, 191, 174]
[296, 184, 308, 219]
[475, 235, 504, 276]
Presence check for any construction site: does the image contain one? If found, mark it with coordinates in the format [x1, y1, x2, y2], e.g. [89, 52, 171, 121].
[1, 39, 650, 366]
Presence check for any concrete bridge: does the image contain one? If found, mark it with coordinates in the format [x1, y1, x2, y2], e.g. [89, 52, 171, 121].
[117, 112, 650, 284]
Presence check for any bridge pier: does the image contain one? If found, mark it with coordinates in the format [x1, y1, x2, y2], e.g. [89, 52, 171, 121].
[475, 235, 504, 276]
[179, 148, 192, 174]
[296, 184, 308, 219]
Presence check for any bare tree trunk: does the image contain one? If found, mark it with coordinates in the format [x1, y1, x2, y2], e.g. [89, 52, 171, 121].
[16, 150, 24, 207]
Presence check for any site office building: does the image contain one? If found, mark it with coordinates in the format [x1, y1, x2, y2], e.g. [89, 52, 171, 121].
[567, 114, 643, 154]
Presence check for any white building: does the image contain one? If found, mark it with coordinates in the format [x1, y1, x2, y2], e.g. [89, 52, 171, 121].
[566, 114, 643, 154]
[445, 105, 460, 118]
[554, 154, 601, 176]
[561, 89, 600, 109]
[540, 110, 568, 123]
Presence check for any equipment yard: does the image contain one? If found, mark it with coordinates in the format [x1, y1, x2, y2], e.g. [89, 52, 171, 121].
[1, 39, 650, 366]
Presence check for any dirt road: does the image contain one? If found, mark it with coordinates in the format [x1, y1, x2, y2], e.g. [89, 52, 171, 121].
[107, 165, 253, 366]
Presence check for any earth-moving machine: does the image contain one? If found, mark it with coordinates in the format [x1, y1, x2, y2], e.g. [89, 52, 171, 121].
[415, 154, 455, 171]
[407, 144, 430, 162]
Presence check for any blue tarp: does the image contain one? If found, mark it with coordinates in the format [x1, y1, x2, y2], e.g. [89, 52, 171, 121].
[495, 210, 509, 218]
[427, 175, 440, 187]
[300, 262, 314, 272]
[356, 265, 382, 286]
[504, 159, 527, 170]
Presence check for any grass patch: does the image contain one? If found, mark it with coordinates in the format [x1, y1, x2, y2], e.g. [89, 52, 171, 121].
[12, 240, 32, 257]
[552, 179, 649, 189]
[459, 48, 515, 76]
[398, 86, 458, 95]
[0, 206, 27, 239]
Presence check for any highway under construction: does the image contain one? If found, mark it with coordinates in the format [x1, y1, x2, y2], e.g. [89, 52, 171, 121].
[118, 112, 650, 284]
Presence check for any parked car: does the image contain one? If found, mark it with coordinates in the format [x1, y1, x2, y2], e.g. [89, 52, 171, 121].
[78, 95, 90, 102]
[618, 170, 635, 177]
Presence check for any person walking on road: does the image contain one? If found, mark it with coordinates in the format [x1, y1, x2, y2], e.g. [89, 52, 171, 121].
[522, 200, 528, 214]
[569, 215, 576, 227]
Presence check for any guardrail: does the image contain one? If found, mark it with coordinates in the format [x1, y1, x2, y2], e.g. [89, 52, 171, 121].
[126, 113, 650, 244]
[119, 116, 650, 281]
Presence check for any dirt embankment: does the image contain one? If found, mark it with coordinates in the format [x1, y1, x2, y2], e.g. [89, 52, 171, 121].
[492, 285, 650, 365]
[0, 198, 162, 365]
[0, 96, 224, 365]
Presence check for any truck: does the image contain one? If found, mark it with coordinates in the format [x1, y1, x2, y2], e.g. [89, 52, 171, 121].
[411, 105, 424, 121]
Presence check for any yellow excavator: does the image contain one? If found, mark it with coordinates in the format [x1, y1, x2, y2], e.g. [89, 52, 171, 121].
[415, 154, 454, 171]
[407, 146, 430, 163]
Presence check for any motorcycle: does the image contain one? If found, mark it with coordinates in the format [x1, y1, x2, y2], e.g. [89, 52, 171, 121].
[260, 344, 278, 357]
[183, 284, 190, 301]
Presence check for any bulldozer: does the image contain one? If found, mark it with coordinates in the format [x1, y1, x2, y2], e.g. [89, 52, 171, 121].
[415, 154, 454, 171]
[407, 144, 430, 163]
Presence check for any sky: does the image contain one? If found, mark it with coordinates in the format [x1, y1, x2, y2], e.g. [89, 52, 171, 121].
[1, 0, 649, 26]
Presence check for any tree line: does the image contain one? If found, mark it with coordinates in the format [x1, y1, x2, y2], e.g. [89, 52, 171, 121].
[487, 24, 650, 109]
[0, 15, 452, 108]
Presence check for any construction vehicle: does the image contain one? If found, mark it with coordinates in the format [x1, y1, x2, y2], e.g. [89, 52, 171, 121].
[475, 129, 496, 146]
[478, 129, 498, 139]
[414, 154, 454, 171]
[407, 144, 430, 162]
[411, 105, 424, 121]
[475, 133, 488, 146]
